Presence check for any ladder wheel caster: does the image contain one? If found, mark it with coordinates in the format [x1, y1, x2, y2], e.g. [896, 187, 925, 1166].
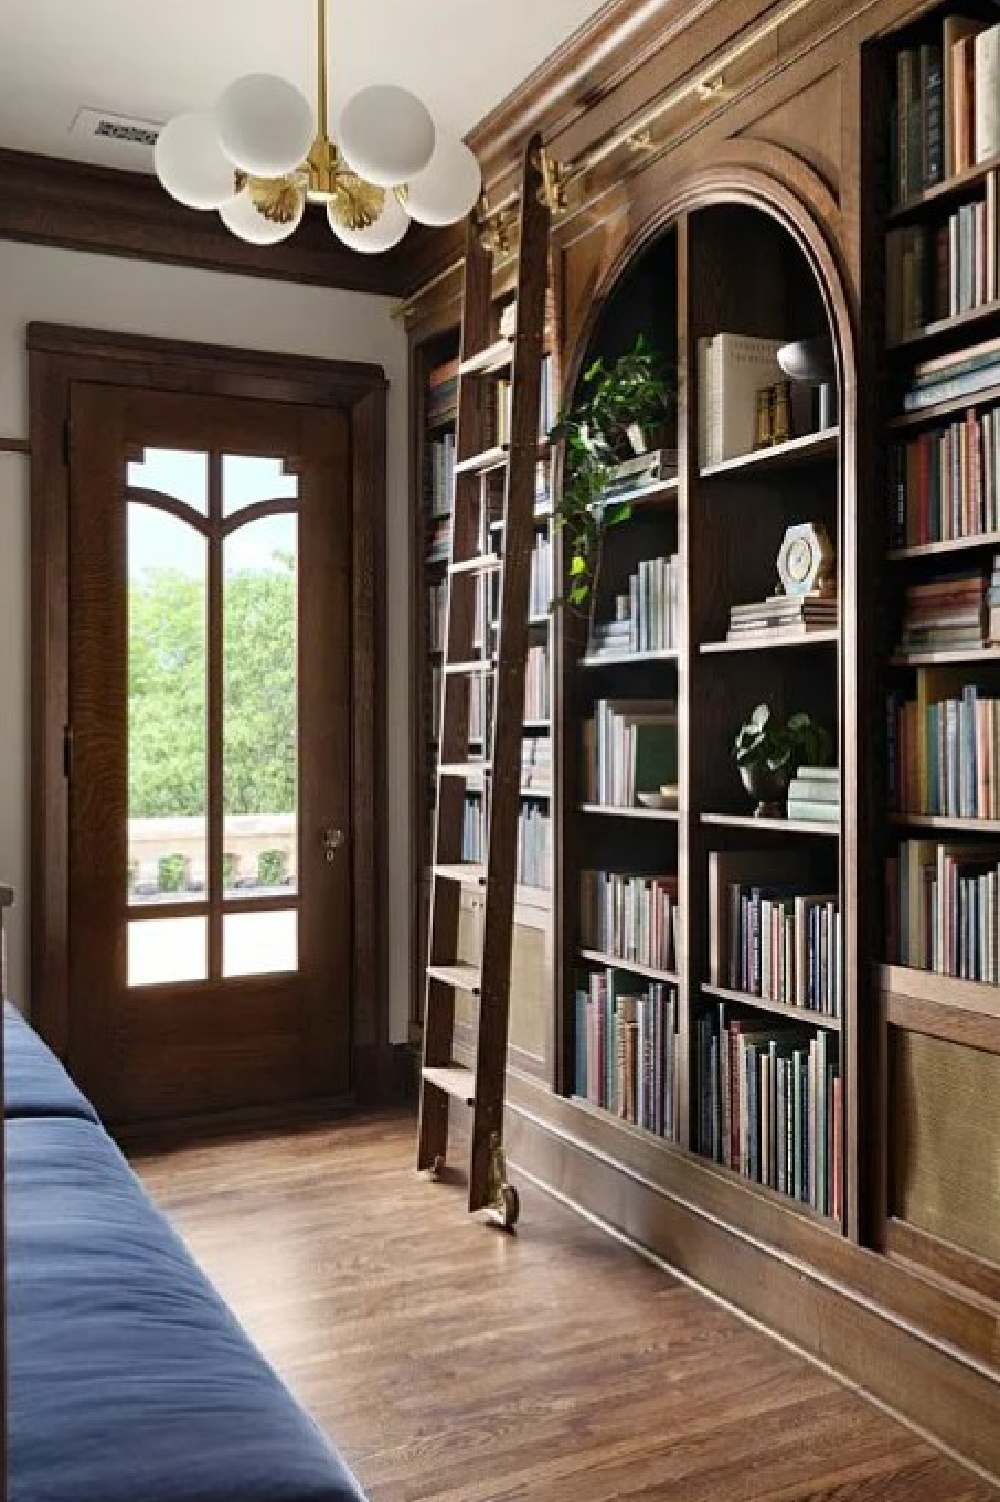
[498, 1183, 520, 1230]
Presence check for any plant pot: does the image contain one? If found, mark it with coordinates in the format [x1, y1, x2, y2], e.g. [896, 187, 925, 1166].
[739, 760, 792, 819]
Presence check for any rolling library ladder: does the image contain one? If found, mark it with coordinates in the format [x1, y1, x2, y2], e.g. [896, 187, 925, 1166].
[417, 136, 552, 1227]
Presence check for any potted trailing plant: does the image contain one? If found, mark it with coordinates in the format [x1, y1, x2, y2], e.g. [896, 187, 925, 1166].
[733, 704, 830, 817]
[551, 334, 675, 615]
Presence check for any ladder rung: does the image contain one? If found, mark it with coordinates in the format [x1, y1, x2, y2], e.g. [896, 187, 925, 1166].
[454, 445, 509, 476]
[434, 863, 487, 888]
[444, 659, 495, 677]
[422, 1064, 476, 1105]
[458, 339, 513, 377]
[427, 963, 482, 994]
[449, 554, 502, 576]
[438, 761, 491, 779]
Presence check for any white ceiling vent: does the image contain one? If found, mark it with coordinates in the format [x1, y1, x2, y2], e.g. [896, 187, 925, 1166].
[69, 108, 162, 168]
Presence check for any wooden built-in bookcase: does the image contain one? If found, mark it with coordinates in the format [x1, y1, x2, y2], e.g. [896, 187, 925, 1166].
[405, 0, 1000, 1474]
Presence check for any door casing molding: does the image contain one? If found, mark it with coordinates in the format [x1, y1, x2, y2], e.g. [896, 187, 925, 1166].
[28, 323, 388, 1103]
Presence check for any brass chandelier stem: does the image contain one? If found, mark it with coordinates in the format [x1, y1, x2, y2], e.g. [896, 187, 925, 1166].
[317, 0, 329, 141]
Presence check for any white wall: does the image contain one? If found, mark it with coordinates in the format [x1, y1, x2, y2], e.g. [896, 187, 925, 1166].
[0, 240, 411, 1043]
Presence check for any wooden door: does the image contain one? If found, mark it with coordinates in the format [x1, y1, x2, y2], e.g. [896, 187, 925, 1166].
[66, 383, 353, 1123]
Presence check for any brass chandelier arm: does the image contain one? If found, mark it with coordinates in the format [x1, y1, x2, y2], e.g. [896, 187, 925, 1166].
[317, 0, 329, 141]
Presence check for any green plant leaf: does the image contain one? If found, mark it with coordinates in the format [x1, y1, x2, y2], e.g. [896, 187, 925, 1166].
[569, 554, 587, 577]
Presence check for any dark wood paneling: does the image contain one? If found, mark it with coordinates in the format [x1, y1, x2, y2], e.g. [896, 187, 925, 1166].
[0, 147, 432, 294]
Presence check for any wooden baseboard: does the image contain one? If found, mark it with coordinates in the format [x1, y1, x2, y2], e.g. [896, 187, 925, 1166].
[502, 1087, 1000, 1485]
[353, 1042, 418, 1105]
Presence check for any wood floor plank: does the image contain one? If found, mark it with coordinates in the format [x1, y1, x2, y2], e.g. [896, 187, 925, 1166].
[130, 1111, 997, 1502]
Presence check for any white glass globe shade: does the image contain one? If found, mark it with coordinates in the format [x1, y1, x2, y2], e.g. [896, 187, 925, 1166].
[220, 187, 304, 245]
[214, 73, 314, 178]
[154, 112, 238, 210]
[338, 85, 435, 188]
[404, 132, 481, 226]
[327, 190, 409, 253]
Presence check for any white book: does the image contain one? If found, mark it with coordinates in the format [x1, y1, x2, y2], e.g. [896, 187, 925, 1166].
[699, 333, 802, 466]
[975, 24, 1000, 164]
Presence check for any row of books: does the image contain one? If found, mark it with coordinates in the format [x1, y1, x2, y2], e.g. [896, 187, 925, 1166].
[589, 555, 682, 657]
[426, 356, 458, 425]
[902, 336, 1000, 412]
[787, 764, 840, 826]
[521, 734, 551, 791]
[581, 698, 677, 808]
[529, 532, 552, 618]
[459, 794, 551, 890]
[886, 189, 1000, 342]
[887, 837, 1000, 982]
[580, 870, 680, 972]
[524, 644, 549, 721]
[426, 518, 452, 565]
[887, 683, 1000, 820]
[727, 592, 838, 642]
[426, 431, 456, 519]
[493, 353, 556, 446]
[891, 18, 1000, 207]
[574, 969, 680, 1141]
[887, 408, 1000, 547]
[695, 1004, 842, 1219]
[427, 581, 447, 653]
[708, 850, 842, 1017]
[895, 566, 996, 654]
[698, 333, 811, 467]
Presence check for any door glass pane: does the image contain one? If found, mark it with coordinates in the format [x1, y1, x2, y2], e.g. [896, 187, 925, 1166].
[222, 454, 298, 517]
[128, 917, 207, 986]
[128, 503, 207, 904]
[223, 910, 297, 978]
[126, 448, 209, 515]
[224, 512, 298, 911]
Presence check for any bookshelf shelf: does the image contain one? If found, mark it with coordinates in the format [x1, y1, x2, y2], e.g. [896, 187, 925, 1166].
[459, 339, 513, 377]
[888, 532, 1000, 561]
[579, 948, 680, 985]
[697, 1153, 842, 1232]
[570, 1095, 682, 1151]
[879, 963, 1000, 1023]
[888, 811, 1000, 833]
[700, 629, 840, 655]
[701, 812, 840, 837]
[701, 981, 842, 1032]
[698, 426, 839, 478]
[598, 476, 680, 511]
[887, 648, 1000, 666]
[580, 649, 681, 668]
[454, 445, 509, 477]
[426, 409, 458, 433]
[579, 803, 680, 822]
[886, 298, 1000, 353]
[886, 149, 1000, 225]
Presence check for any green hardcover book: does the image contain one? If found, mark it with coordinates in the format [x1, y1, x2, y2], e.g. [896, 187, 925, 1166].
[631, 718, 678, 796]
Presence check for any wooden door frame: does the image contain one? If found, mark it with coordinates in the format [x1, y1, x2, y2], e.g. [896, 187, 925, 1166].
[28, 322, 389, 1106]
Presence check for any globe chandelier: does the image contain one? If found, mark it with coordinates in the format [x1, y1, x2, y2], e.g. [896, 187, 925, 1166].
[154, 0, 482, 253]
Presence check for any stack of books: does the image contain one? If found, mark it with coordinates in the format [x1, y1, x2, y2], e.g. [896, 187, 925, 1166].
[517, 803, 550, 889]
[426, 357, 458, 426]
[582, 698, 678, 807]
[727, 592, 838, 641]
[887, 838, 1000, 982]
[896, 568, 991, 654]
[888, 407, 1000, 547]
[589, 554, 682, 656]
[695, 1002, 841, 1219]
[787, 764, 841, 825]
[524, 644, 549, 721]
[891, 17, 1000, 206]
[426, 431, 456, 518]
[698, 333, 811, 467]
[574, 967, 679, 1141]
[902, 338, 1000, 413]
[580, 869, 680, 972]
[887, 683, 1000, 818]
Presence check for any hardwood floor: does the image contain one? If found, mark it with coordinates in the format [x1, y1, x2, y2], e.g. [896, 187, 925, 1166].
[131, 1111, 996, 1502]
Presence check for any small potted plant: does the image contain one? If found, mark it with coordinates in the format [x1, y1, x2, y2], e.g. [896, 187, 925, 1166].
[733, 704, 830, 818]
[552, 335, 675, 616]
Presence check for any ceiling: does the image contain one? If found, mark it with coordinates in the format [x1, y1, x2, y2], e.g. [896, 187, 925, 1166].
[0, 0, 612, 172]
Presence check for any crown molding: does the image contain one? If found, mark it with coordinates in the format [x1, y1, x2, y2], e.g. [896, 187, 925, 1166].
[0, 146, 432, 296]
